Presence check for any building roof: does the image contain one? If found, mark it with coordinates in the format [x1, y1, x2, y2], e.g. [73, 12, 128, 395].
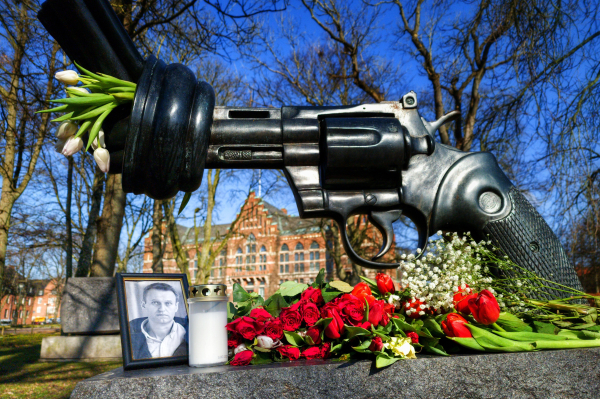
[179, 199, 322, 245]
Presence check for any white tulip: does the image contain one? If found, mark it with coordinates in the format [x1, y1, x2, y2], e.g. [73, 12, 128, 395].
[256, 335, 275, 349]
[55, 121, 78, 139]
[67, 86, 89, 97]
[54, 138, 67, 153]
[92, 129, 105, 150]
[55, 70, 80, 85]
[93, 148, 110, 173]
[61, 136, 83, 156]
[234, 343, 250, 355]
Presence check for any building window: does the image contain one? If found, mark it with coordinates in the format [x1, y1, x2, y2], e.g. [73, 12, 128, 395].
[28, 298, 31, 306]
[36, 306, 41, 314]
[38, 298, 42, 304]
[295, 243, 304, 251]
[6, 297, 9, 304]
[38, 290, 43, 296]
[3, 309, 7, 318]
[19, 311, 23, 319]
[259, 287, 265, 297]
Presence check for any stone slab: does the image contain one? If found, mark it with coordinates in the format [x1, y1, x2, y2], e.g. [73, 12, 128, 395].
[41, 335, 122, 361]
[71, 348, 600, 399]
[62, 277, 119, 334]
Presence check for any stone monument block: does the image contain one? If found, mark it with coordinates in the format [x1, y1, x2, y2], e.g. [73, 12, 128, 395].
[41, 336, 122, 361]
[70, 348, 600, 399]
[61, 277, 120, 334]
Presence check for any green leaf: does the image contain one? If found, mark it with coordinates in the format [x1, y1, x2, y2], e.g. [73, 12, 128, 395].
[315, 318, 332, 341]
[359, 275, 377, 288]
[314, 269, 325, 287]
[375, 353, 400, 368]
[493, 331, 570, 342]
[106, 86, 137, 93]
[98, 72, 137, 88]
[423, 318, 445, 338]
[50, 94, 114, 106]
[250, 351, 273, 365]
[532, 321, 559, 335]
[352, 338, 372, 351]
[534, 339, 600, 350]
[36, 104, 69, 114]
[392, 318, 418, 333]
[465, 324, 534, 352]
[345, 326, 371, 339]
[448, 337, 486, 352]
[227, 302, 237, 322]
[73, 120, 92, 139]
[264, 293, 288, 317]
[111, 92, 135, 100]
[577, 330, 600, 340]
[69, 102, 116, 121]
[178, 192, 192, 215]
[233, 283, 251, 303]
[86, 108, 112, 151]
[235, 301, 252, 317]
[496, 312, 533, 332]
[284, 331, 306, 347]
[278, 281, 308, 297]
[553, 320, 573, 328]
[321, 287, 342, 303]
[423, 342, 449, 356]
[329, 280, 354, 293]
[417, 327, 434, 339]
[568, 322, 597, 330]
[330, 343, 343, 354]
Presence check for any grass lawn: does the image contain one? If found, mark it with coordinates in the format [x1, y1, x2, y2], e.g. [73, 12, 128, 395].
[0, 333, 122, 399]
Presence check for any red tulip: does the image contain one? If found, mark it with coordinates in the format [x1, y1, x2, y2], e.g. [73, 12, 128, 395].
[368, 336, 383, 352]
[368, 300, 389, 327]
[468, 289, 500, 325]
[351, 282, 376, 306]
[441, 313, 472, 338]
[376, 273, 395, 294]
[453, 287, 477, 315]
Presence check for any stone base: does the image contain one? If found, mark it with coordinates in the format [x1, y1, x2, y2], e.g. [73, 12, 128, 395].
[41, 335, 122, 361]
[61, 277, 120, 334]
[70, 348, 600, 398]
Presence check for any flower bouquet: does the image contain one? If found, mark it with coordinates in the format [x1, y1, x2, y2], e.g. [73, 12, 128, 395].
[226, 233, 600, 367]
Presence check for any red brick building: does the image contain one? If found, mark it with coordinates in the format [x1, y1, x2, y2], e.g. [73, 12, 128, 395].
[1, 279, 62, 325]
[144, 192, 397, 299]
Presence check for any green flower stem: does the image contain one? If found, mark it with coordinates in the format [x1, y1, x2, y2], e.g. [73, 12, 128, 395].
[534, 339, 600, 350]
[491, 322, 506, 332]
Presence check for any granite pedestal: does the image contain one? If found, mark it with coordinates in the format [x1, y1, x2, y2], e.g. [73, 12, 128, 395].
[71, 347, 600, 398]
[40, 277, 122, 361]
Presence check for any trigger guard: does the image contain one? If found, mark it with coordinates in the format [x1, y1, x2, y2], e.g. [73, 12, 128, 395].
[335, 214, 400, 270]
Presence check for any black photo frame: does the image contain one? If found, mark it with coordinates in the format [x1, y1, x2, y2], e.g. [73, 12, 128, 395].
[116, 273, 190, 370]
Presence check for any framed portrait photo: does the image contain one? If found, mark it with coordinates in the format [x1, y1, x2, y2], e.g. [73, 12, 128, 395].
[116, 273, 190, 370]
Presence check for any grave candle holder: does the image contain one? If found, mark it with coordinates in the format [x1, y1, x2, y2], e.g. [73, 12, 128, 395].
[187, 284, 228, 367]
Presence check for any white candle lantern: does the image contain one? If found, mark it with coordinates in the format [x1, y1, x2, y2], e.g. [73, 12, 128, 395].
[187, 284, 228, 367]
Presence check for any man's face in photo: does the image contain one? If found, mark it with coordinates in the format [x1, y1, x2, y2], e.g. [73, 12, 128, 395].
[142, 288, 178, 325]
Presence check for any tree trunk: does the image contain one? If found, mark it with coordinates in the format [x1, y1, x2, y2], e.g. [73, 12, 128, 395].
[151, 200, 164, 273]
[0, 190, 16, 298]
[163, 200, 190, 281]
[198, 170, 220, 284]
[66, 157, 73, 278]
[90, 174, 126, 276]
[75, 167, 105, 277]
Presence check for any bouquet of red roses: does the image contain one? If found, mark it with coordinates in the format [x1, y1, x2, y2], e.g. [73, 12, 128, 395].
[226, 270, 431, 368]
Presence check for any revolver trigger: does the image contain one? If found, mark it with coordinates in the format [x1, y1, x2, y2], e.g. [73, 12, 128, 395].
[369, 210, 401, 261]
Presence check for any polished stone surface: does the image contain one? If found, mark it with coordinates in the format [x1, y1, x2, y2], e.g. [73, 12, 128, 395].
[40, 335, 122, 361]
[62, 277, 120, 334]
[71, 347, 600, 398]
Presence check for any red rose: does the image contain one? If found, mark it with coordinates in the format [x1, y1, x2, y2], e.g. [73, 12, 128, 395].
[338, 294, 365, 326]
[468, 290, 500, 325]
[250, 308, 273, 323]
[264, 319, 284, 340]
[306, 325, 322, 345]
[406, 331, 419, 344]
[405, 298, 427, 319]
[320, 342, 331, 358]
[301, 346, 323, 360]
[351, 282, 376, 306]
[453, 285, 477, 315]
[383, 302, 395, 315]
[321, 302, 345, 339]
[301, 301, 320, 326]
[226, 316, 264, 340]
[230, 350, 253, 366]
[277, 345, 301, 361]
[369, 336, 383, 352]
[368, 300, 389, 327]
[302, 287, 324, 306]
[357, 321, 371, 330]
[279, 307, 303, 331]
[228, 332, 242, 348]
[441, 313, 472, 338]
[376, 273, 395, 294]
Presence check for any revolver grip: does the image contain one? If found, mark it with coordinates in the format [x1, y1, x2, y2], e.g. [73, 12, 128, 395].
[430, 151, 583, 297]
[483, 187, 583, 296]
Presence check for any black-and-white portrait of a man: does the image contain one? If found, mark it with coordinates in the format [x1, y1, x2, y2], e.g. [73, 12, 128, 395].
[125, 281, 188, 360]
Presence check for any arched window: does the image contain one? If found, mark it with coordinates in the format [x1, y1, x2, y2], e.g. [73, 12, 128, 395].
[260, 245, 266, 252]
[237, 247, 242, 254]
[281, 244, 289, 251]
[295, 243, 304, 250]
[248, 233, 255, 241]
[310, 241, 319, 249]
[310, 242, 320, 271]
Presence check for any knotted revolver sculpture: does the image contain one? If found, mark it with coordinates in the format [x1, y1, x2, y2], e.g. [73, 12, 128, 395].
[38, 0, 583, 295]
